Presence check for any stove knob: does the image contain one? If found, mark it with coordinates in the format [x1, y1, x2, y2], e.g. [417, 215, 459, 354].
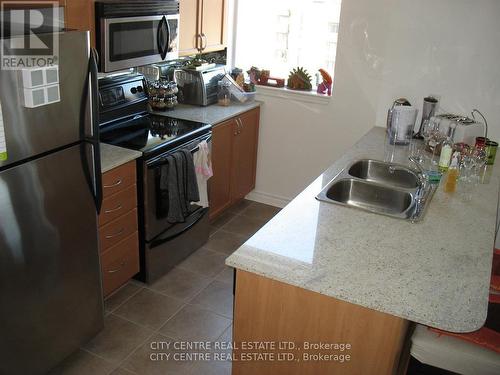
[130, 87, 137, 94]
[137, 86, 143, 92]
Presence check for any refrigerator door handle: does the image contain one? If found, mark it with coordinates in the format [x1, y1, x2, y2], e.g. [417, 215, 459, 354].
[84, 48, 103, 213]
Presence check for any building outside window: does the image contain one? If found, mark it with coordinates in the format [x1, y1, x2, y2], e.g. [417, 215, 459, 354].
[233, 0, 342, 86]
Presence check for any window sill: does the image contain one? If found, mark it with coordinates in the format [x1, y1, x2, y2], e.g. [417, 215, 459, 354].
[254, 85, 332, 105]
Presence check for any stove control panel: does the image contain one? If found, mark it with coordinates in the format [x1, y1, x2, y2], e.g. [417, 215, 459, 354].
[98, 74, 147, 111]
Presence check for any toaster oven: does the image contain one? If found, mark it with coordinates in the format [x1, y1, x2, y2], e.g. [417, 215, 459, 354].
[174, 66, 226, 106]
[436, 114, 486, 146]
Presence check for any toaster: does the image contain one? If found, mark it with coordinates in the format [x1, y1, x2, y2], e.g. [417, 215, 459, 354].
[174, 66, 226, 106]
[435, 114, 486, 146]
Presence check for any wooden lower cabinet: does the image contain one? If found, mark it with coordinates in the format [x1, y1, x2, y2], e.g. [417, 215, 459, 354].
[98, 161, 140, 297]
[233, 270, 409, 375]
[101, 232, 140, 297]
[209, 107, 260, 220]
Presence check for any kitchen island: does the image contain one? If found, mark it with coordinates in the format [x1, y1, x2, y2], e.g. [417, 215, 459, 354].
[226, 127, 500, 374]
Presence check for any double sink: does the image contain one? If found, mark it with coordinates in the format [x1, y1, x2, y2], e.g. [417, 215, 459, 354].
[316, 159, 437, 222]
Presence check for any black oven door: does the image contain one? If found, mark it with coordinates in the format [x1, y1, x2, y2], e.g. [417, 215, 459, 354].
[143, 133, 211, 242]
[101, 15, 179, 72]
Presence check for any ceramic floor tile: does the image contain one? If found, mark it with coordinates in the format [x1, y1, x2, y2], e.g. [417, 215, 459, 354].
[123, 333, 193, 375]
[83, 314, 152, 364]
[227, 199, 253, 215]
[217, 323, 233, 343]
[222, 215, 267, 238]
[189, 280, 234, 318]
[215, 266, 235, 285]
[113, 289, 184, 330]
[177, 247, 227, 277]
[148, 268, 212, 302]
[105, 282, 143, 312]
[159, 304, 231, 342]
[189, 359, 232, 375]
[47, 349, 115, 375]
[240, 202, 281, 221]
[204, 230, 247, 255]
[209, 211, 235, 230]
[109, 368, 137, 375]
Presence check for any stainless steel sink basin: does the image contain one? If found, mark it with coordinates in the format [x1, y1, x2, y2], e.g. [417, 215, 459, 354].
[316, 158, 437, 222]
[348, 159, 419, 189]
[323, 178, 414, 217]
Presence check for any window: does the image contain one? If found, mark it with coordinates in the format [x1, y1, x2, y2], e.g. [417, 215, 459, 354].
[233, 0, 342, 86]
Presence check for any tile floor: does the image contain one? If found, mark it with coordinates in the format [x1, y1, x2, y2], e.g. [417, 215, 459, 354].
[49, 200, 280, 375]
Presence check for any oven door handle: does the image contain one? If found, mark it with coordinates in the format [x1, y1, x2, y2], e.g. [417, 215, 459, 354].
[149, 207, 208, 248]
[157, 15, 169, 59]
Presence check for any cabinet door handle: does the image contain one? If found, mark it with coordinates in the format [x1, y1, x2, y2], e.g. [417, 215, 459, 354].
[237, 118, 243, 134]
[103, 179, 122, 189]
[196, 33, 202, 52]
[201, 33, 207, 50]
[105, 227, 124, 239]
[104, 204, 122, 214]
[106, 261, 127, 274]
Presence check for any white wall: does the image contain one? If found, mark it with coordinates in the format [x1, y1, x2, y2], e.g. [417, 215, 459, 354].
[247, 0, 500, 207]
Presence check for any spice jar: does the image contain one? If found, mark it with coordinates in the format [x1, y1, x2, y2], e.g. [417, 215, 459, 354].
[217, 81, 231, 106]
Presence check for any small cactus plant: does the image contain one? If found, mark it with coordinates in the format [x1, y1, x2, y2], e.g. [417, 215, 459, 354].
[287, 67, 312, 91]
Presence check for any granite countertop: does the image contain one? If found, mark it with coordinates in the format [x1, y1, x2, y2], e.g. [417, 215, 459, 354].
[100, 143, 142, 173]
[149, 101, 260, 125]
[226, 127, 500, 333]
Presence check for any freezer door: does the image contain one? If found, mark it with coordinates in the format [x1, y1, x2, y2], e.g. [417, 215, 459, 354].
[0, 31, 92, 168]
[0, 144, 103, 375]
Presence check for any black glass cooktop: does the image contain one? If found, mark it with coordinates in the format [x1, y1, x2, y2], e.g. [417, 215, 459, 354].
[99, 113, 211, 156]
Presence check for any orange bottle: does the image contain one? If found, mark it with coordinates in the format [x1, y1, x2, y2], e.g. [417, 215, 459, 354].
[443, 152, 460, 193]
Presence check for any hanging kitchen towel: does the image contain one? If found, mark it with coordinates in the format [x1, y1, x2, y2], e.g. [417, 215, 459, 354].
[181, 149, 200, 204]
[193, 140, 213, 208]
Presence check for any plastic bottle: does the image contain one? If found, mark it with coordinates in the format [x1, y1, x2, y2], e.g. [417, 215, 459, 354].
[443, 151, 460, 193]
[438, 123, 456, 173]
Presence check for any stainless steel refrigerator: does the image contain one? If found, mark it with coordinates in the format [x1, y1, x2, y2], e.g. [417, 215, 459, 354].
[0, 31, 104, 375]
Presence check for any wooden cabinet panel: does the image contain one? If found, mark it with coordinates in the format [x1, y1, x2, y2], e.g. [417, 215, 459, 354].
[101, 232, 140, 297]
[179, 0, 226, 56]
[179, 0, 200, 56]
[209, 118, 235, 219]
[232, 108, 259, 202]
[102, 160, 136, 198]
[64, 0, 95, 47]
[99, 208, 138, 252]
[233, 270, 409, 375]
[99, 184, 137, 226]
[209, 107, 260, 220]
[200, 0, 225, 53]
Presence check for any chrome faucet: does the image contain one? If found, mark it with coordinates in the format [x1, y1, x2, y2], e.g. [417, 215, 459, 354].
[408, 156, 428, 191]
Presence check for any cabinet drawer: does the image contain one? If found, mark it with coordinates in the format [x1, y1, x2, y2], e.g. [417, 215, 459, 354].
[99, 185, 137, 226]
[101, 232, 139, 297]
[102, 161, 136, 198]
[99, 208, 138, 252]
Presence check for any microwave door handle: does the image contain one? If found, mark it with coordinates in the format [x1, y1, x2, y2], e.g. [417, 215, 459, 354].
[157, 16, 168, 59]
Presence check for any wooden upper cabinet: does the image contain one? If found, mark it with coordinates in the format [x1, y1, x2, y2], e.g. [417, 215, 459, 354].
[232, 108, 259, 202]
[64, 0, 95, 47]
[200, 0, 225, 53]
[179, 0, 226, 56]
[179, 0, 200, 56]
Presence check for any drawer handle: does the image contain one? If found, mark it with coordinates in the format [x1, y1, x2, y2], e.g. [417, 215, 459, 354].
[105, 228, 124, 239]
[106, 261, 127, 274]
[104, 204, 122, 214]
[103, 179, 123, 188]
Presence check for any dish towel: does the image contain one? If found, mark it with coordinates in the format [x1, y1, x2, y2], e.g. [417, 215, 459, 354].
[193, 140, 213, 208]
[158, 150, 200, 223]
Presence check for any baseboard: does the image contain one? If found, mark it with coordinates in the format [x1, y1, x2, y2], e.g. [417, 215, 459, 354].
[245, 190, 291, 208]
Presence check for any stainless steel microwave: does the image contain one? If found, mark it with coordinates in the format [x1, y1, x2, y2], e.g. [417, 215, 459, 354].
[95, 0, 179, 72]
